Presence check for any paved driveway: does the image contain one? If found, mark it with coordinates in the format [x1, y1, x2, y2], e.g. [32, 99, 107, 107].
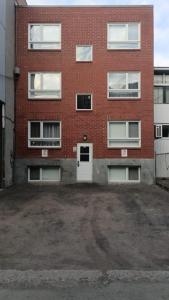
[0, 183, 169, 270]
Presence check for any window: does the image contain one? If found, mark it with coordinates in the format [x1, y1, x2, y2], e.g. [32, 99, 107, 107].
[108, 166, 140, 183]
[107, 23, 140, 49]
[108, 121, 141, 148]
[28, 167, 61, 182]
[76, 94, 92, 110]
[76, 46, 93, 62]
[28, 72, 61, 99]
[155, 124, 169, 138]
[108, 72, 140, 99]
[28, 24, 61, 50]
[28, 121, 61, 148]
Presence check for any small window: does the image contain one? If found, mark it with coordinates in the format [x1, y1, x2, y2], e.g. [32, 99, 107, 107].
[108, 121, 141, 148]
[107, 23, 140, 49]
[155, 124, 169, 138]
[108, 166, 140, 183]
[28, 24, 61, 50]
[28, 72, 61, 99]
[28, 121, 61, 148]
[28, 167, 60, 182]
[108, 72, 140, 99]
[76, 94, 92, 110]
[76, 46, 93, 62]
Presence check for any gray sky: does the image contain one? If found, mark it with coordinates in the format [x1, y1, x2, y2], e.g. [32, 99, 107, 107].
[27, 0, 169, 67]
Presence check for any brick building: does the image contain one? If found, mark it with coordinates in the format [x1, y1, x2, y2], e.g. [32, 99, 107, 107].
[15, 5, 154, 184]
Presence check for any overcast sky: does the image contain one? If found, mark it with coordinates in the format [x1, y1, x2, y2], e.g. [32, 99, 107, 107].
[27, 0, 169, 67]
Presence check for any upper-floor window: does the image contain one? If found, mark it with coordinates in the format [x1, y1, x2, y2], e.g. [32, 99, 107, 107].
[108, 121, 141, 148]
[28, 121, 61, 148]
[28, 72, 61, 99]
[76, 46, 93, 62]
[108, 72, 140, 99]
[28, 24, 61, 50]
[154, 87, 169, 104]
[76, 94, 92, 110]
[155, 124, 169, 138]
[107, 23, 140, 50]
[154, 74, 169, 104]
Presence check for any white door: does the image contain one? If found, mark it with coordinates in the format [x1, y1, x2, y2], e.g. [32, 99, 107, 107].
[77, 143, 93, 182]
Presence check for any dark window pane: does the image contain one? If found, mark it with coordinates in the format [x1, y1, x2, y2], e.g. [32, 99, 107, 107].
[80, 146, 89, 154]
[77, 95, 91, 109]
[162, 125, 169, 137]
[31, 122, 40, 137]
[128, 167, 139, 180]
[29, 167, 40, 180]
[80, 154, 89, 162]
[129, 122, 139, 138]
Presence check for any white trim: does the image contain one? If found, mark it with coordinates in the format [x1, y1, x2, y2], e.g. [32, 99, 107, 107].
[28, 166, 61, 182]
[28, 120, 62, 148]
[76, 45, 93, 62]
[108, 166, 141, 183]
[28, 72, 62, 99]
[28, 23, 61, 50]
[76, 93, 93, 111]
[107, 72, 141, 99]
[107, 120, 141, 148]
[107, 22, 141, 50]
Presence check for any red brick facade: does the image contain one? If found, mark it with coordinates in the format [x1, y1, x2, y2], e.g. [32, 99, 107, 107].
[15, 6, 154, 161]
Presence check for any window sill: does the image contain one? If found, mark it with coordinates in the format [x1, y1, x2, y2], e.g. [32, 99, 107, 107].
[28, 98, 62, 101]
[76, 61, 93, 63]
[76, 109, 93, 111]
[107, 146, 141, 149]
[107, 97, 141, 101]
[28, 49, 61, 52]
[107, 48, 141, 51]
[28, 146, 62, 149]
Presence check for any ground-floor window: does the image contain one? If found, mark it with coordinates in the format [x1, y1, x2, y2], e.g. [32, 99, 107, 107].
[108, 166, 140, 183]
[28, 166, 61, 182]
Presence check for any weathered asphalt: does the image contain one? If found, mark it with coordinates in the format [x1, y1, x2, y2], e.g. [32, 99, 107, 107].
[0, 183, 169, 270]
[0, 270, 169, 299]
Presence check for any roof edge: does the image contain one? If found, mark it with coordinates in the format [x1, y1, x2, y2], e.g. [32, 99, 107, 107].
[17, 4, 154, 8]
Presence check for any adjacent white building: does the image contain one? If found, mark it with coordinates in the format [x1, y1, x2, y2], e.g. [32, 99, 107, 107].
[154, 67, 169, 178]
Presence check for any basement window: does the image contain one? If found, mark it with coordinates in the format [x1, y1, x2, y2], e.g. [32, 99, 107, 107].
[108, 166, 140, 183]
[76, 94, 92, 110]
[28, 167, 61, 182]
[28, 24, 61, 50]
[28, 121, 61, 148]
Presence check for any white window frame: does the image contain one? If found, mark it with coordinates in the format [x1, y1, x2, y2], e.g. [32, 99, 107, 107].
[76, 45, 93, 62]
[107, 23, 141, 50]
[76, 93, 93, 111]
[155, 124, 169, 139]
[28, 167, 61, 182]
[28, 121, 61, 148]
[107, 121, 141, 148]
[28, 23, 61, 50]
[28, 72, 62, 99]
[107, 72, 141, 99]
[108, 166, 141, 183]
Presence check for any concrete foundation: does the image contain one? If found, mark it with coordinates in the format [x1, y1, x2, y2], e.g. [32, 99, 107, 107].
[15, 158, 154, 185]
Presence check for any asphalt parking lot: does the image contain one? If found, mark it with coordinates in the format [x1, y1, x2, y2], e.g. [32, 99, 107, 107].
[0, 183, 169, 271]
